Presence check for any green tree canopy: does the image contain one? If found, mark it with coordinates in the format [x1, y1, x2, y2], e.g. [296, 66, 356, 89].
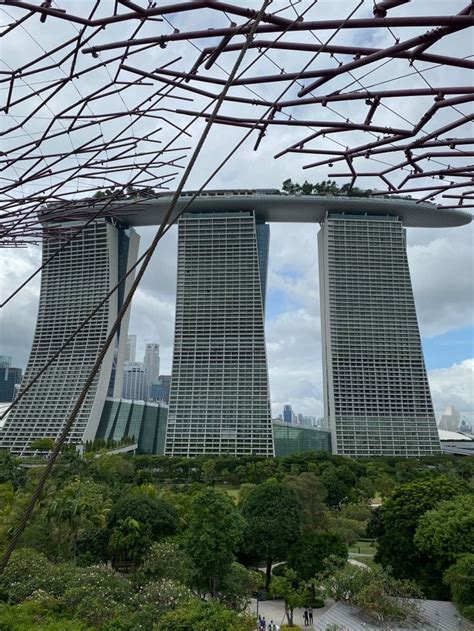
[184, 487, 245, 597]
[288, 532, 347, 582]
[323, 564, 422, 624]
[414, 494, 474, 568]
[240, 480, 302, 590]
[282, 472, 327, 531]
[370, 476, 466, 597]
[0, 449, 26, 490]
[444, 553, 474, 620]
[107, 490, 178, 542]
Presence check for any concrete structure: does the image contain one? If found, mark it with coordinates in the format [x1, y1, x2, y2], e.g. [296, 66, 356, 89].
[165, 211, 273, 457]
[125, 334, 136, 363]
[3, 192, 470, 457]
[0, 220, 139, 455]
[439, 429, 474, 456]
[0, 366, 23, 403]
[122, 362, 149, 401]
[144, 343, 160, 385]
[319, 214, 440, 457]
[438, 404, 461, 432]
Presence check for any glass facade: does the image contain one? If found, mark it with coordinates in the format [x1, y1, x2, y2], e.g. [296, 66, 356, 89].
[0, 367, 23, 403]
[273, 422, 331, 456]
[96, 397, 168, 455]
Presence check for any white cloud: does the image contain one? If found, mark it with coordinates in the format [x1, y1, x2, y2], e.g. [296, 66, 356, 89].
[429, 359, 474, 422]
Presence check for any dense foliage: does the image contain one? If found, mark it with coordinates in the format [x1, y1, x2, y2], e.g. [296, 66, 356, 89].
[0, 448, 472, 629]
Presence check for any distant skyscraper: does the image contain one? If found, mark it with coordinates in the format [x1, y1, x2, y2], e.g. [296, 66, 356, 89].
[0, 220, 139, 455]
[438, 405, 461, 432]
[165, 211, 273, 457]
[319, 213, 440, 457]
[283, 404, 293, 424]
[126, 335, 137, 364]
[144, 343, 160, 384]
[150, 375, 171, 404]
[0, 356, 12, 369]
[0, 366, 23, 403]
[122, 362, 149, 401]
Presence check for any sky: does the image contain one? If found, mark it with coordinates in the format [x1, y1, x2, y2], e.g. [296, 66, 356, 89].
[0, 0, 473, 424]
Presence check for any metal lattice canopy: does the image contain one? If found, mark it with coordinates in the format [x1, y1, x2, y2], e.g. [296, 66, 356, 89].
[1, 0, 473, 246]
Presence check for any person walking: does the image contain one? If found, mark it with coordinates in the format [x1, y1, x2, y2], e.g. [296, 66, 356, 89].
[303, 609, 309, 626]
[309, 607, 314, 625]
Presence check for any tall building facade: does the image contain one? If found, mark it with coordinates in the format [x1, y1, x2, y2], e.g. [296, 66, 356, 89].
[0, 356, 12, 369]
[165, 211, 273, 457]
[125, 335, 137, 363]
[150, 375, 171, 404]
[283, 404, 293, 424]
[144, 343, 160, 384]
[0, 366, 23, 403]
[0, 220, 139, 454]
[122, 363, 149, 401]
[318, 213, 440, 457]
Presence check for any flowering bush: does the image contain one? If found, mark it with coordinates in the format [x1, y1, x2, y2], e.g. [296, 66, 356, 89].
[0, 549, 74, 603]
[136, 541, 190, 584]
[62, 565, 132, 627]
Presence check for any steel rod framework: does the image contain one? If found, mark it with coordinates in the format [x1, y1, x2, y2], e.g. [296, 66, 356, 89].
[0, 0, 472, 248]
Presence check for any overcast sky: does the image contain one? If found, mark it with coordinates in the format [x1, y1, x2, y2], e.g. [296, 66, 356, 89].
[0, 0, 473, 423]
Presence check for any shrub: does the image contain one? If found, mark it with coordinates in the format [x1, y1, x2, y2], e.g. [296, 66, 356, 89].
[123, 579, 194, 629]
[444, 554, 474, 611]
[62, 565, 132, 627]
[272, 562, 287, 577]
[460, 604, 474, 622]
[158, 598, 255, 630]
[0, 550, 74, 603]
[0, 600, 91, 630]
[136, 541, 190, 585]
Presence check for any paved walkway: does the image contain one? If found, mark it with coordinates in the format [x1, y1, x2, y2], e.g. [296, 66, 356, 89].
[249, 598, 334, 629]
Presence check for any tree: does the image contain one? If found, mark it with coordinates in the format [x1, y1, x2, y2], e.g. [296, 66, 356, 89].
[62, 564, 131, 627]
[414, 494, 474, 569]
[444, 554, 474, 621]
[107, 491, 178, 543]
[202, 459, 216, 485]
[320, 466, 357, 508]
[269, 568, 305, 627]
[288, 532, 347, 582]
[240, 480, 302, 590]
[323, 564, 422, 625]
[0, 449, 26, 489]
[184, 487, 245, 597]
[370, 476, 465, 597]
[108, 516, 151, 566]
[137, 540, 190, 585]
[283, 472, 327, 531]
[29, 437, 55, 452]
[44, 478, 112, 561]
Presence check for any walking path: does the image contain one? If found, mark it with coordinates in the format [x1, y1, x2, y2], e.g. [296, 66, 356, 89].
[249, 597, 334, 629]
